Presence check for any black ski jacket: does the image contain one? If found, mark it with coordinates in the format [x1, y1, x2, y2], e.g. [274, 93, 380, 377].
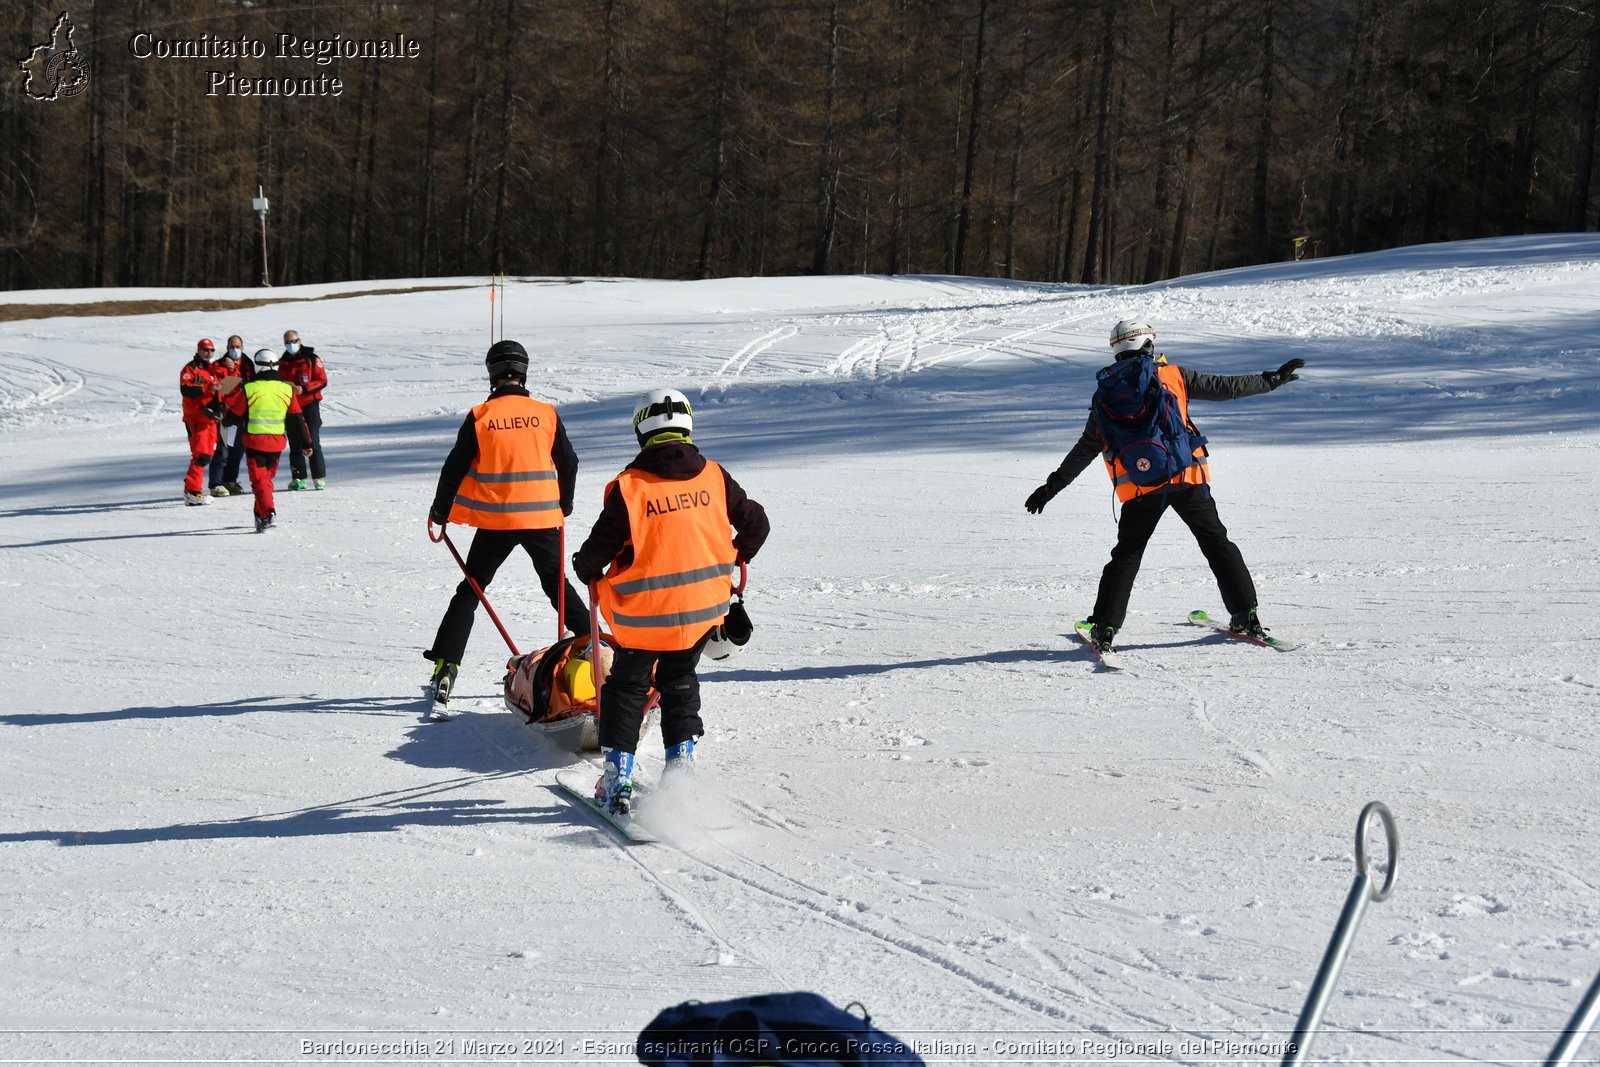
[571, 441, 769, 584]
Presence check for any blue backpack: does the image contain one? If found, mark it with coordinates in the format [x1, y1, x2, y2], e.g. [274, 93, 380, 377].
[1092, 354, 1207, 489]
[638, 991, 926, 1066]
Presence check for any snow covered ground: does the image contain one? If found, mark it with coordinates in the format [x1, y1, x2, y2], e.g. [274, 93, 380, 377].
[3, 236, 1598, 1065]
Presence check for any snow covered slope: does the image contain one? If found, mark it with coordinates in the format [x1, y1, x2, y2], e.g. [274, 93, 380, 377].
[3, 236, 1599, 1064]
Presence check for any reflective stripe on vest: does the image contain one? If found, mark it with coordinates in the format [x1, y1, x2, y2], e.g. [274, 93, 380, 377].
[599, 461, 737, 651]
[448, 395, 562, 530]
[1101, 361, 1211, 503]
[244, 379, 293, 435]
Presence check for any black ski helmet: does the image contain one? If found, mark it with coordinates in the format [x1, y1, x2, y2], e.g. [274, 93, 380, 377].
[486, 339, 530, 380]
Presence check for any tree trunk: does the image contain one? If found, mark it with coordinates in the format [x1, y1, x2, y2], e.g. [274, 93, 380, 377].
[157, 111, 178, 286]
[697, 0, 734, 279]
[1168, 31, 1208, 279]
[1144, 8, 1180, 283]
[489, 0, 519, 272]
[419, 0, 442, 275]
[1251, 0, 1276, 262]
[889, 0, 910, 274]
[1506, 1, 1548, 233]
[593, 0, 620, 274]
[953, 0, 989, 275]
[1004, 25, 1029, 280]
[1082, 0, 1116, 283]
[1566, 0, 1600, 230]
[812, 0, 840, 274]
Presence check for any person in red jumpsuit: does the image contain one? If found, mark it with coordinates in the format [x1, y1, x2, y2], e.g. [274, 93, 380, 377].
[179, 338, 223, 505]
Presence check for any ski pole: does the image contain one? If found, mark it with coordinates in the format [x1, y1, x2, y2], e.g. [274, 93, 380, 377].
[427, 518, 520, 658]
[1282, 802, 1399, 1067]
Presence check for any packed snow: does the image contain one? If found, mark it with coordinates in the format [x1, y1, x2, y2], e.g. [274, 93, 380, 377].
[3, 236, 1598, 1064]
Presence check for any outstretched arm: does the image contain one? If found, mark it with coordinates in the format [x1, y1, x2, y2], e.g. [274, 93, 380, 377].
[1182, 358, 1304, 401]
[1026, 413, 1100, 513]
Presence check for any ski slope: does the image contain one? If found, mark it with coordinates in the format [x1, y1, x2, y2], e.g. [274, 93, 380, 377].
[3, 236, 1598, 1064]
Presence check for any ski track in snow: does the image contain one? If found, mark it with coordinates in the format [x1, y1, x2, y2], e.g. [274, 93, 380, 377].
[5, 237, 1600, 1062]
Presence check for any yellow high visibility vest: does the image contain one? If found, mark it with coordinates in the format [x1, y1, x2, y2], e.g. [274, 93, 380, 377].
[244, 379, 293, 436]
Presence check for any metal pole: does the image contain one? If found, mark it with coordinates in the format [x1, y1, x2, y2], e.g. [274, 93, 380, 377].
[1282, 802, 1399, 1067]
[258, 213, 270, 287]
[1546, 969, 1600, 1067]
[252, 185, 271, 287]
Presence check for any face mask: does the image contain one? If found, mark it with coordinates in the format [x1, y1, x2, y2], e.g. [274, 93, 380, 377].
[285, 341, 301, 355]
[227, 346, 243, 358]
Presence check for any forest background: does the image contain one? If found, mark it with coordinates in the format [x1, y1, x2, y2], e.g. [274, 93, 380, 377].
[5, 0, 1599, 292]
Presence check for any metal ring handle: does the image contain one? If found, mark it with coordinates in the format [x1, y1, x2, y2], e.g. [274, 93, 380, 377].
[1354, 801, 1399, 902]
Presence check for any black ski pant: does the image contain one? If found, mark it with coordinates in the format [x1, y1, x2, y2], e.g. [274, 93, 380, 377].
[597, 629, 713, 755]
[1089, 485, 1257, 631]
[287, 399, 326, 480]
[428, 527, 592, 667]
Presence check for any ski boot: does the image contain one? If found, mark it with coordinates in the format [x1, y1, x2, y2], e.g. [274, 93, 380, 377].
[595, 748, 636, 815]
[1228, 608, 1270, 641]
[662, 738, 696, 777]
[287, 477, 308, 491]
[210, 484, 230, 498]
[253, 510, 276, 533]
[184, 490, 209, 506]
[313, 478, 327, 490]
[429, 658, 460, 705]
[223, 481, 245, 495]
[1087, 622, 1116, 653]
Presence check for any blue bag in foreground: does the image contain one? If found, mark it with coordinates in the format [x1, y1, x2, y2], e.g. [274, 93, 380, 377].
[638, 991, 927, 1066]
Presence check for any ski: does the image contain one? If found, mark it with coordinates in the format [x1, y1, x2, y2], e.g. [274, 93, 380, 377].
[1187, 610, 1302, 651]
[555, 769, 658, 844]
[1073, 621, 1126, 671]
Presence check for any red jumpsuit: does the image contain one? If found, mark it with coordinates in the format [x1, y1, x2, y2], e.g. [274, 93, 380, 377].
[179, 356, 219, 494]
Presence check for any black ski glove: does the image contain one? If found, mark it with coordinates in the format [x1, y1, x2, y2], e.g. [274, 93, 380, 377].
[203, 399, 226, 420]
[1025, 483, 1059, 514]
[428, 505, 448, 526]
[572, 554, 599, 586]
[1263, 358, 1306, 390]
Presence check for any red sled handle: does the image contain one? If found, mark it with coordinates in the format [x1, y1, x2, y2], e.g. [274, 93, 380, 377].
[427, 517, 520, 658]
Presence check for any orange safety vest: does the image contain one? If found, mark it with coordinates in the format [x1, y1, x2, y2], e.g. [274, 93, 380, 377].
[448, 395, 563, 530]
[1101, 362, 1210, 503]
[598, 461, 738, 651]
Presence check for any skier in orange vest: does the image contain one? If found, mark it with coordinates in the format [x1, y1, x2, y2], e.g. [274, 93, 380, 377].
[424, 340, 590, 706]
[1025, 319, 1304, 653]
[572, 388, 769, 815]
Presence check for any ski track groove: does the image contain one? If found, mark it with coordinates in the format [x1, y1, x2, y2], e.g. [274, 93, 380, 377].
[715, 325, 798, 380]
[450, 710, 790, 985]
[690, 839, 1076, 1025]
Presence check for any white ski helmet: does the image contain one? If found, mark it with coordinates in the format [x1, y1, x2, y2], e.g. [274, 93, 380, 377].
[252, 347, 279, 371]
[633, 387, 694, 445]
[704, 596, 753, 662]
[1109, 319, 1157, 355]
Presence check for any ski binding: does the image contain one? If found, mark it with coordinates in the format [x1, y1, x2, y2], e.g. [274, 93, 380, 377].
[1187, 610, 1301, 651]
